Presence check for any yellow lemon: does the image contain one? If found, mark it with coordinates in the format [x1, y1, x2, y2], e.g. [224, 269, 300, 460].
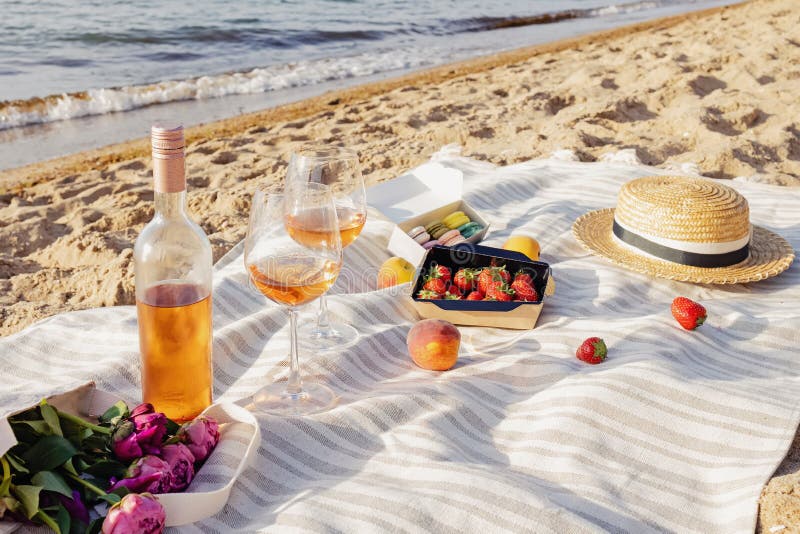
[377, 257, 416, 288]
[503, 235, 540, 261]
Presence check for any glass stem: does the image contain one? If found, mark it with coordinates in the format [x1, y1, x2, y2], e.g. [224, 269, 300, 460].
[286, 308, 302, 395]
[316, 294, 333, 334]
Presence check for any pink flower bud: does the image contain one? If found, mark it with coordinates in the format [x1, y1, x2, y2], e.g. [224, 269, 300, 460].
[112, 404, 168, 462]
[160, 443, 195, 491]
[178, 416, 219, 464]
[110, 456, 172, 495]
[102, 493, 165, 534]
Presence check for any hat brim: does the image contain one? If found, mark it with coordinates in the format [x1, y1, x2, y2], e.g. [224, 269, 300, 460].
[572, 208, 795, 284]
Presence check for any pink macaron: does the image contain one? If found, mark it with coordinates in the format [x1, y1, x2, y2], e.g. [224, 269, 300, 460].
[438, 229, 460, 244]
[443, 234, 467, 246]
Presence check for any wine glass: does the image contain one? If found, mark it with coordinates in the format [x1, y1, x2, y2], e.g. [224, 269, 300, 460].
[244, 182, 342, 415]
[286, 145, 367, 351]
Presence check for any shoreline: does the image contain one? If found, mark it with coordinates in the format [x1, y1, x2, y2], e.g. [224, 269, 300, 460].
[0, 1, 750, 194]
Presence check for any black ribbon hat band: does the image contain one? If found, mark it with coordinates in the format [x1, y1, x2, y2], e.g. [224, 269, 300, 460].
[612, 219, 750, 268]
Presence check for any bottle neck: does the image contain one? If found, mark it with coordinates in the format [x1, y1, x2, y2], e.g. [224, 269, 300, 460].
[154, 190, 187, 218]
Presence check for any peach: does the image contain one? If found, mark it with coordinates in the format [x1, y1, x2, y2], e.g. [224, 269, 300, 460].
[407, 319, 460, 371]
[377, 257, 415, 289]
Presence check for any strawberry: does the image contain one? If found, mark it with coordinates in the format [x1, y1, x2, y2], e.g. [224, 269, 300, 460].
[422, 276, 447, 295]
[477, 266, 510, 294]
[465, 290, 484, 301]
[485, 283, 514, 302]
[444, 286, 462, 299]
[513, 271, 534, 286]
[510, 279, 538, 302]
[576, 337, 607, 364]
[427, 263, 452, 284]
[453, 268, 479, 292]
[416, 289, 441, 300]
[496, 267, 511, 285]
[671, 297, 707, 330]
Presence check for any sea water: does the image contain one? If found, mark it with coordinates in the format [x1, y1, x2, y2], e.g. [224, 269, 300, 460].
[0, 0, 739, 168]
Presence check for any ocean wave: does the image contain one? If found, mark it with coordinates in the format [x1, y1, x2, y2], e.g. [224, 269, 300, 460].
[0, 49, 436, 131]
[61, 27, 395, 48]
[455, 0, 697, 32]
[0, 0, 702, 130]
[56, 0, 694, 47]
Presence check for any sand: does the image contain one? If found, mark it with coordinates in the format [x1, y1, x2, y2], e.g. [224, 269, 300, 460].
[1, 0, 799, 529]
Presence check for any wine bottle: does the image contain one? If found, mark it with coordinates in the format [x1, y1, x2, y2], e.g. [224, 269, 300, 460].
[134, 123, 213, 422]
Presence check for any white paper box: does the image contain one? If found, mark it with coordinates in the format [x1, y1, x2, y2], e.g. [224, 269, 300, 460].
[367, 162, 490, 266]
[0, 382, 260, 529]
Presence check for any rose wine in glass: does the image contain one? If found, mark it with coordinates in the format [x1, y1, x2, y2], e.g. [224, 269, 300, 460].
[248, 257, 339, 307]
[244, 182, 342, 415]
[286, 145, 367, 351]
[134, 123, 213, 422]
[336, 207, 367, 248]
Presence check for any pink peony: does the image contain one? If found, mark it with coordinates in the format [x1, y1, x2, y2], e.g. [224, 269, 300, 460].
[112, 403, 168, 463]
[102, 493, 165, 534]
[177, 416, 219, 464]
[110, 455, 172, 495]
[160, 443, 195, 491]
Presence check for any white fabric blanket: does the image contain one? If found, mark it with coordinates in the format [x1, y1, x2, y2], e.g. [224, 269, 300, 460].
[2, 152, 799, 533]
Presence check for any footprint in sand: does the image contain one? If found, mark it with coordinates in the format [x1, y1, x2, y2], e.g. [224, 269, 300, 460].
[116, 160, 146, 172]
[191, 145, 216, 156]
[211, 151, 238, 165]
[689, 75, 727, 97]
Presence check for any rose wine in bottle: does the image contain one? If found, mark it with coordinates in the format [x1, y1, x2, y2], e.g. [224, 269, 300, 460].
[134, 123, 213, 422]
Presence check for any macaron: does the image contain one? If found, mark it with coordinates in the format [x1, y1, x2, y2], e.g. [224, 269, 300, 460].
[422, 239, 442, 250]
[458, 222, 484, 239]
[443, 234, 467, 246]
[407, 226, 431, 245]
[443, 211, 471, 229]
[425, 222, 449, 240]
[438, 229, 461, 244]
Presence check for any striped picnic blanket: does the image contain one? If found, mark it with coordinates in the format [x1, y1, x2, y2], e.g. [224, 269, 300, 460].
[2, 151, 799, 533]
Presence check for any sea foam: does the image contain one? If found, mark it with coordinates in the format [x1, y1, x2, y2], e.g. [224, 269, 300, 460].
[0, 48, 436, 131]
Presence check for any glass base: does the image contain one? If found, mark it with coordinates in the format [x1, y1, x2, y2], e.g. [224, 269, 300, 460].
[251, 380, 337, 416]
[298, 320, 359, 351]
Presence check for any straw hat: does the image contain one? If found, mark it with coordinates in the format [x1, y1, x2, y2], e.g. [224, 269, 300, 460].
[572, 176, 795, 284]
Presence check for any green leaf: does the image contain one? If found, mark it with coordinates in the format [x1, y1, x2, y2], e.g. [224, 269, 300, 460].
[110, 486, 129, 499]
[55, 504, 71, 534]
[32, 471, 72, 498]
[165, 418, 180, 436]
[96, 492, 121, 506]
[22, 436, 78, 473]
[74, 457, 91, 473]
[34, 509, 62, 534]
[12, 484, 41, 519]
[13, 419, 51, 435]
[81, 435, 110, 454]
[40, 402, 63, 437]
[99, 401, 128, 425]
[86, 516, 104, 534]
[0, 456, 11, 496]
[83, 460, 126, 480]
[62, 459, 78, 477]
[6, 453, 29, 474]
